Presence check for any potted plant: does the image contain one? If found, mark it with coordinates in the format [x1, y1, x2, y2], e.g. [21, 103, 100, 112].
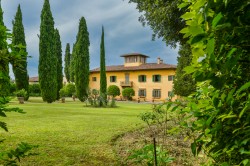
[15, 89, 27, 104]
[59, 88, 67, 103]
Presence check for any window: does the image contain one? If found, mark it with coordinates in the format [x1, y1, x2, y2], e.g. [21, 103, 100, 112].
[153, 75, 161, 82]
[168, 75, 175, 81]
[92, 77, 97, 82]
[138, 89, 146, 97]
[152, 89, 161, 98]
[138, 75, 146, 82]
[110, 76, 117, 82]
[168, 91, 174, 97]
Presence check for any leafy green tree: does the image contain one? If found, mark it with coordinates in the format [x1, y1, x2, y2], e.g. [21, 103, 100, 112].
[0, 2, 10, 97]
[172, 0, 250, 164]
[54, 29, 63, 100]
[11, 4, 29, 101]
[107, 85, 120, 97]
[128, 0, 186, 47]
[64, 43, 71, 82]
[29, 84, 41, 96]
[74, 17, 90, 101]
[65, 83, 75, 97]
[122, 88, 135, 101]
[100, 26, 107, 106]
[39, 0, 57, 103]
[173, 44, 196, 96]
[70, 43, 76, 82]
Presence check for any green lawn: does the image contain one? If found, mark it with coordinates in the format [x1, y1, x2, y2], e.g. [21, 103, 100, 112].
[1, 97, 151, 165]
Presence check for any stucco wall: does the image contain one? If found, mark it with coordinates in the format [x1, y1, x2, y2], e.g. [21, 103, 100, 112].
[89, 69, 176, 101]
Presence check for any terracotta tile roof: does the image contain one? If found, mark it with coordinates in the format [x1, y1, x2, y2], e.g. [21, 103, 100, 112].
[29, 76, 39, 82]
[90, 63, 177, 73]
[120, 53, 149, 58]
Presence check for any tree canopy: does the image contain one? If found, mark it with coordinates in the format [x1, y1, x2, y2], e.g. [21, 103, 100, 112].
[128, 0, 186, 47]
[54, 28, 63, 100]
[64, 43, 71, 83]
[39, 0, 57, 103]
[74, 17, 90, 102]
[12, 4, 29, 101]
[100, 26, 107, 106]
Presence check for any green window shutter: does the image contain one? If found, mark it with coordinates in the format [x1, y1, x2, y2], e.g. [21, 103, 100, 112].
[153, 75, 155, 82]
[145, 75, 147, 82]
[159, 75, 161, 82]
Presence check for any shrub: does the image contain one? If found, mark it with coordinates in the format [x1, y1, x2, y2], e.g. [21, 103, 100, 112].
[107, 85, 120, 97]
[10, 83, 17, 96]
[29, 84, 41, 95]
[15, 89, 28, 97]
[65, 83, 75, 97]
[59, 88, 67, 98]
[122, 88, 135, 101]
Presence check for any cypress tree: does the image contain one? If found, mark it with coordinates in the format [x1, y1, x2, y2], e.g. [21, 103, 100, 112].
[70, 43, 76, 82]
[0, 1, 10, 97]
[173, 44, 196, 96]
[99, 26, 107, 106]
[64, 43, 71, 83]
[54, 29, 63, 100]
[12, 4, 29, 100]
[74, 17, 90, 102]
[39, 0, 57, 103]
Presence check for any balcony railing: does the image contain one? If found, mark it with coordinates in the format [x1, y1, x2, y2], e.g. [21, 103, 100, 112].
[120, 81, 133, 87]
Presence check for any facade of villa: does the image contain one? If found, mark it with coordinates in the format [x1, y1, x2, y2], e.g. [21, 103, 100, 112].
[89, 53, 177, 101]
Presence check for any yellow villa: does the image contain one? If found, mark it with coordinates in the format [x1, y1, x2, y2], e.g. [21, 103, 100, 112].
[89, 53, 177, 102]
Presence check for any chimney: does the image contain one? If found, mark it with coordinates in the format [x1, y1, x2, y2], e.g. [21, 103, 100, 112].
[157, 57, 161, 64]
[157, 57, 163, 64]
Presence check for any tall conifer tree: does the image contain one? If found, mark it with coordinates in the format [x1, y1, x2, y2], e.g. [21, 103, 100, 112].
[0, 1, 10, 97]
[70, 43, 76, 82]
[99, 26, 107, 106]
[54, 29, 63, 100]
[64, 43, 71, 83]
[12, 4, 29, 100]
[74, 17, 90, 101]
[39, 0, 57, 103]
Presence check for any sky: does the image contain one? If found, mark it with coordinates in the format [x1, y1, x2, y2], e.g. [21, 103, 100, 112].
[2, 0, 178, 78]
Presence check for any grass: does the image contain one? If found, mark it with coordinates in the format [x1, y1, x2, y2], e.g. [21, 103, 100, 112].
[1, 97, 151, 165]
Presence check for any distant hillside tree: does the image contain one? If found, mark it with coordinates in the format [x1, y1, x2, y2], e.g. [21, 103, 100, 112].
[54, 29, 63, 100]
[12, 4, 29, 101]
[74, 17, 90, 101]
[99, 26, 107, 106]
[173, 44, 196, 96]
[0, 2, 10, 97]
[70, 43, 76, 82]
[39, 0, 57, 103]
[64, 43, 71, 82]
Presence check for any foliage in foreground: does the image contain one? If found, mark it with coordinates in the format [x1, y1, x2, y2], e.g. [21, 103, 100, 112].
[128, 144, 174, 166]
[168, 0, 249, 165]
